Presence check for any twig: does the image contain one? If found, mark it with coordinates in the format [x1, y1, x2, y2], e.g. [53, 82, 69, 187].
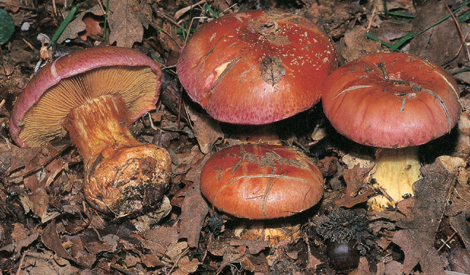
[174, 0, 207, 21]
[443, 0, 470, 64]
[156, 10, 181, 28]
[167, 247, 190, 274]
[436, 173, 457, 234]
[437, 231, 457, 252]
[16, 252, 27, 275]
[7, 145, 69, 181]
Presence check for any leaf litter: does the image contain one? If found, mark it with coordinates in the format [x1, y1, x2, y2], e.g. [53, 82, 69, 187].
[1, 0, 470, 274]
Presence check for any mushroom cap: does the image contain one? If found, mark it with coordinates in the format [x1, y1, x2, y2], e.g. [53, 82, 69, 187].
[200, 144, 324, 220]
[10, 46, 162, 148]
[322, 52, 461, 148]
[177, 9, 337, 125]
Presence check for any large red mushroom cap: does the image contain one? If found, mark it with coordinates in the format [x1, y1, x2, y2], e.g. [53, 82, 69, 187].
[10, 46, 162, 148]
[200, 144, 324, 220]
[177, 9, 337, 125]
[322, 52, 460, 148]
[322, 52, 461, 211]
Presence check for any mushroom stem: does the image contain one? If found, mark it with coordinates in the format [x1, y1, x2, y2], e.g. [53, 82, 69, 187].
[64, 94, 171, 217]
[368, 147, 421, 211]
[226, 124, 281, 145]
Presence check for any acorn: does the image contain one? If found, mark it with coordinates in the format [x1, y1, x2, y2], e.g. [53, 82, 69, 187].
[315, 208, 374, 272]
[326, 240, 360, 271]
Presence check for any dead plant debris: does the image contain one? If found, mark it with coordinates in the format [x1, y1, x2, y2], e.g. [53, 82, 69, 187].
[1, 0, 470, 274]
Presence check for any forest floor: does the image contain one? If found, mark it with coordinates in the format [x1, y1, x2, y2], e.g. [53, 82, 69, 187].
[1, 0, 470, 274]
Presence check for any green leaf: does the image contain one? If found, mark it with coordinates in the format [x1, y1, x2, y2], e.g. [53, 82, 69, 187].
[0, 9, 15, 45]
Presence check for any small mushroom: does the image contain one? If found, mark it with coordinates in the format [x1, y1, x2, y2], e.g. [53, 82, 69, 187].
[200, 144, 324, 220]
[10, 47, 172, 218]
[322, 52, 461, 211]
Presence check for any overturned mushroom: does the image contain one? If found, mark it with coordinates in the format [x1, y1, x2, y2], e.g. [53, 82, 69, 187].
[10, 47, 172, 218]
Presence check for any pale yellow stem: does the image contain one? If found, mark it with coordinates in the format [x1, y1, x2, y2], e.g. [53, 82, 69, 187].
[368, 147, 422, 211]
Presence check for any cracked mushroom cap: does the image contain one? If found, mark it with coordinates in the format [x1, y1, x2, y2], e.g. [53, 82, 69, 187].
[322, 52, 461, 148]
[10, 46, 162, 148]
[200, 144, 324, 220]
[177, 9, 337, 125]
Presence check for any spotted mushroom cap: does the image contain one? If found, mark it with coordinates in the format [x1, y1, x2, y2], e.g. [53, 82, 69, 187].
[10, 47, 162, 148]
[322, 52, 461, 148]
[201, 144, 324, 220]
[177, 9, 337, 125]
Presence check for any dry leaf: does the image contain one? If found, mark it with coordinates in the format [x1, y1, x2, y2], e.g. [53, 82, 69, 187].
[392, 161, 452, 274]
[339, 25, 382, 63]
[186, 106, 223, 154]
[57, 5, 104, 44]
[108, 0, 146, 47]
[409, 0, 467, 66]
[41, 219, 77, 263]
[178, 154, 211, 248]
[140, 226, 179, 255]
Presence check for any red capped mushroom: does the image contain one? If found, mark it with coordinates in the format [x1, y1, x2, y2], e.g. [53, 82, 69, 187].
[200, 143, 324, 220]
[177, 9, 337, 126]
[322, 52, 460, 210]
[10, 47, 171, 218]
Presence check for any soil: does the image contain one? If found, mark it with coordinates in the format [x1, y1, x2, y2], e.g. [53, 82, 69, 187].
[1, 0, 470, 274]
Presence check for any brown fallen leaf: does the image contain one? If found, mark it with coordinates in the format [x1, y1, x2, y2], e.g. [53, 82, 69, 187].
[140, 226, 179, 255]
[9, 145, 41, 172]
[69, 235, 96, 268]
[185, 105, 224, 154]
[335, 165, 375, 208]
[159, 22, 183, 66]
[41, 219, 77, 264]
[21, 250, 74, 275]
[176, 256, 199, 273]
[349, 257, 372, 275]
[445, 180, 470, 250]
[229, 239, 270, 255]
[178, 154, 210, 248]
[392, 160, 453, 274]
[339, 25, 382, 63]
[57, 5, 104, 44]
[140, 253, 164, 268]
[19, 188, 59, 224]
[108, 0, 149, 47]
[409, 0, 467, 67]
[368, 21, 413, 44]
[0, 231, 41, 258]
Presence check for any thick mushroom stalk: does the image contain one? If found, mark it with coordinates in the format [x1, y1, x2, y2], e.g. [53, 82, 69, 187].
[65, 95, 171, 217]
[9, 47, 171, 217]
[369, 147, 421, 211]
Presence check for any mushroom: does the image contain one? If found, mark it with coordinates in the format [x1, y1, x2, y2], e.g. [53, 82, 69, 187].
[9, 47, 172, 218]
[201, 143, 324, 245]
[322, 52, 461, 211]
[177, 9, 337, 142]
[201, 143, 324, 220]
[178, 9, 335, 244]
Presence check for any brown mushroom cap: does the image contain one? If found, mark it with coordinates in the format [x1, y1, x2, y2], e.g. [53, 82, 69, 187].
[10, 46, 162, 148]
[322, 52, 461, 148]
[177, 9, 337, 125]
[200, 144, 324, 220]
